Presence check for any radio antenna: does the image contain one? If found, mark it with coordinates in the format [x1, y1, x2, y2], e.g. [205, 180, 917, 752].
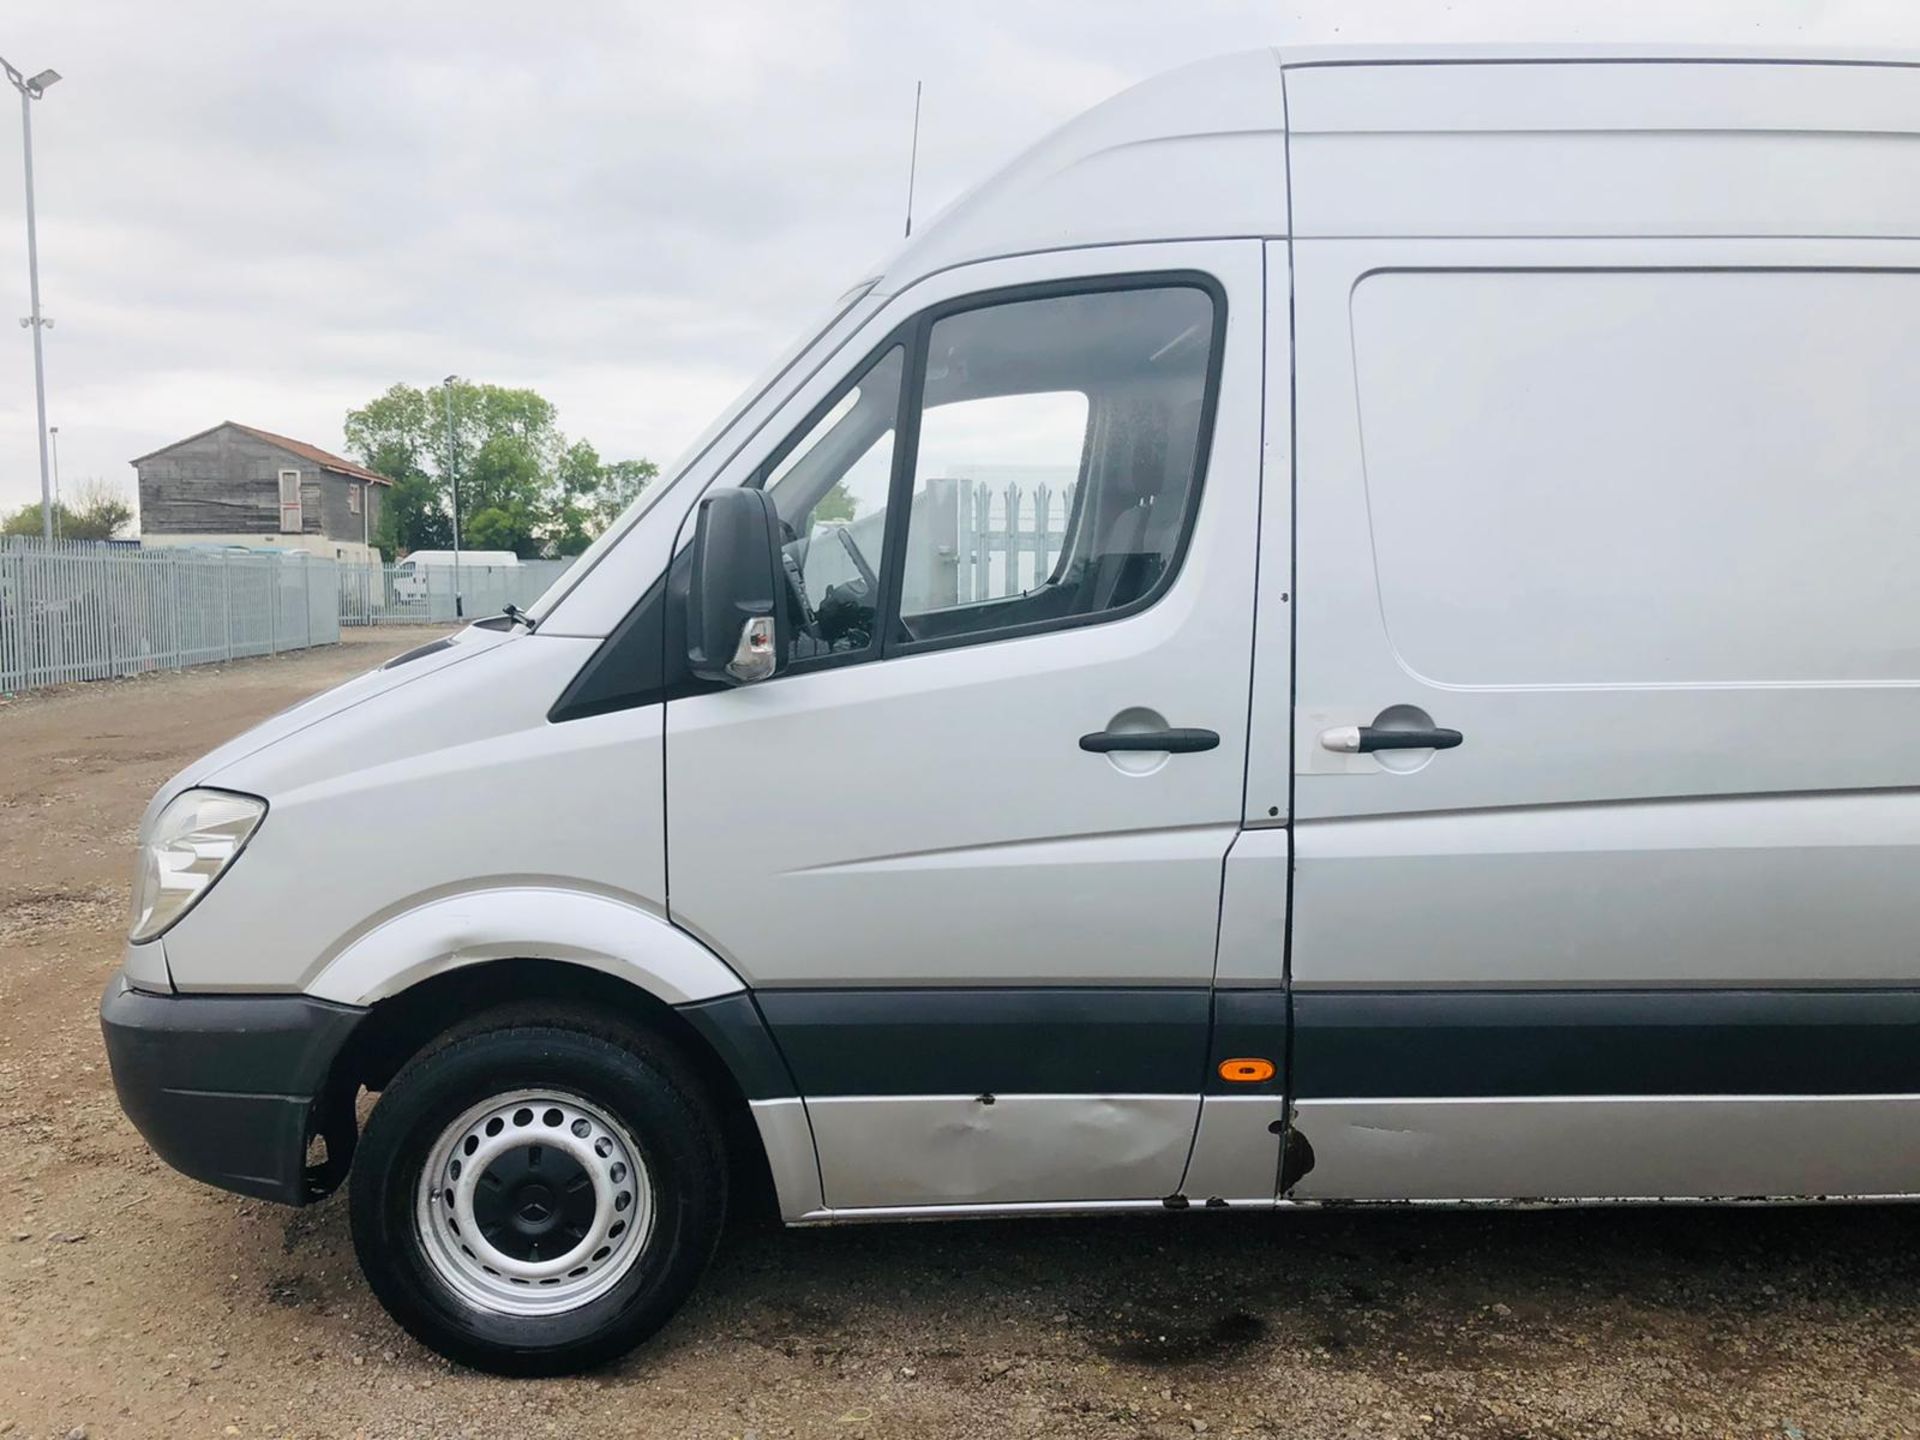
[903, 80, 923, 239]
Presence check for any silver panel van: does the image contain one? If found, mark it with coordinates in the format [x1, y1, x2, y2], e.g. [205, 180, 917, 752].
[102, 45, 1920, 1372]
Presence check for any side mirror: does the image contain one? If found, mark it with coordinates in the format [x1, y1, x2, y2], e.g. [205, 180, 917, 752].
[686, 488, 787, 685]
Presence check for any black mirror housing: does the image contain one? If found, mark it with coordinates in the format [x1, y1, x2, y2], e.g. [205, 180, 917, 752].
[686, 488, 787, 685]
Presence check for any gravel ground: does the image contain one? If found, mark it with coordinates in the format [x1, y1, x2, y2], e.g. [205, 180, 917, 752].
[3, 628, 1920, 1439]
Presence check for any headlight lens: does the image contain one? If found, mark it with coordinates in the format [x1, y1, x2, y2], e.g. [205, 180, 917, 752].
[128, 789, 266, 943]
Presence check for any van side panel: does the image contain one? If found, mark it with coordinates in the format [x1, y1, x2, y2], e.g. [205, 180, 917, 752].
[1290, 256, 1920, 984]
[1283, 58, 1920, 1202]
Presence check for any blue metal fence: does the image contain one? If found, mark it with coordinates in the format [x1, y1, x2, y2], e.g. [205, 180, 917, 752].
[0, 538, 341, 694]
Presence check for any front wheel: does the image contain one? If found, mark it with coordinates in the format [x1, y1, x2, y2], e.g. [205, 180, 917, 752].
[349, 1018, 726, 1374]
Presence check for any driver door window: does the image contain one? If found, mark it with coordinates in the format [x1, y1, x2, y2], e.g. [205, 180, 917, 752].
[759, 346, 905, 664]
[898, 284, 1216, 648]
[901, 391, 1089, 614]
[749, 279, 1217, 670]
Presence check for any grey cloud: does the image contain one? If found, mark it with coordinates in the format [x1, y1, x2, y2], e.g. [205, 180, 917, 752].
[0, 0, 1912, 509]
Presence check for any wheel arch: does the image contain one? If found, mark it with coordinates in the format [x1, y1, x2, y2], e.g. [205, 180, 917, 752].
[303, 886, 747, 1009]
[315, 956, 809, 1221]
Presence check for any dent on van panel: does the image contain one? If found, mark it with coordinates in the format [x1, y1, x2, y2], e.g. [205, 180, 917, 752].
[808, 1095, 1199, 1210]
[304, 887, 745, 1007]
[1179, 1094, 1285, 1204]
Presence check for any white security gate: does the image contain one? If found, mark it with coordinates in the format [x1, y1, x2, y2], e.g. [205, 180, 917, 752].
[336, 558, 575, 626]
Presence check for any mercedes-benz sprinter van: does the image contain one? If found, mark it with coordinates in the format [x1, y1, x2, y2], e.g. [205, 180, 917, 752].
[102, 45, 1920, 1373]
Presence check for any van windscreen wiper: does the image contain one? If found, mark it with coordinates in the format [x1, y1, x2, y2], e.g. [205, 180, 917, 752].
[483, 603, 538, 633]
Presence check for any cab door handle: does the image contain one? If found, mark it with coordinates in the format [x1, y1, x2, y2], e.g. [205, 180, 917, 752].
[1319, 725, 1463, 753]
[1080, 727, 1220, 754]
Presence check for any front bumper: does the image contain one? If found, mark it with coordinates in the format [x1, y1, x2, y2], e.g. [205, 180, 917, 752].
[100, 975, 365, 1205]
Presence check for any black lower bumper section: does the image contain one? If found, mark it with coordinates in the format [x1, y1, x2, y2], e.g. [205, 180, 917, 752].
[100, 976, 365, 1205]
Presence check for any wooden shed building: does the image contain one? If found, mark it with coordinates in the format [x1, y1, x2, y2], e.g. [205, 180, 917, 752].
[132, 422, 391, 563]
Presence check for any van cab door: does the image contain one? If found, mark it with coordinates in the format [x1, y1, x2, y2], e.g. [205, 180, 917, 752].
[664, 243, 1264, 1213]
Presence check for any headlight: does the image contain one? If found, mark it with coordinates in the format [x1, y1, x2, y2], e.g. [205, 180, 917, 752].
[129, 789, 266, 943]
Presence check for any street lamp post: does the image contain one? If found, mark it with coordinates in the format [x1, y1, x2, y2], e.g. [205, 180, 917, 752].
[2, 57, 60, 543]
[48, 423, 60, 539]
[442, 374, 462, 618]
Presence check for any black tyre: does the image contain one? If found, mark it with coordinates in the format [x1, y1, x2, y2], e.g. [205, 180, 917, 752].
[349, 1016, 726, 1375]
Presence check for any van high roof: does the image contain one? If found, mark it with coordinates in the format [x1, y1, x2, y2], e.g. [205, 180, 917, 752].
[877, 44, 1920, 290]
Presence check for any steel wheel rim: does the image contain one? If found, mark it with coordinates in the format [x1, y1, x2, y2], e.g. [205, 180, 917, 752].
[414, 1088, 655, 1317]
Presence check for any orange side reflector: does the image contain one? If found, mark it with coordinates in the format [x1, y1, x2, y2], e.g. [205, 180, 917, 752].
[1218, 1057, 1276, 1083]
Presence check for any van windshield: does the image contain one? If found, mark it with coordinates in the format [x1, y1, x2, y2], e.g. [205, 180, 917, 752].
[525, 279, 879, 622]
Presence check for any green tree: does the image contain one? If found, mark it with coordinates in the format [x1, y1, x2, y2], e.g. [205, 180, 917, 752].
[549, 440, 605, 557]
[547, 445, 658, 556]
[348, 383, 440, 559]
[343, 382, 433, 490]
[813, 482, 858, 524]
[463, 434, 548, 557]
[3, 477, 134, 541]
[344, 379, 647, 559]
[465, 500, 540, 555]
[373, 473, 451, 556]
[596, 458, 658, 528]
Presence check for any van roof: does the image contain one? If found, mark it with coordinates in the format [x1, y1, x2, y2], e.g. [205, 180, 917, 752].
[874, 44, 1920, 289]
[1270, 42, 1920, 66]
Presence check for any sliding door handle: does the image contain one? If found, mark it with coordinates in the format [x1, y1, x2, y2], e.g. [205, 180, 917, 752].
[1319, 724, 1463, 754]
[1080, 727, 1220, 754]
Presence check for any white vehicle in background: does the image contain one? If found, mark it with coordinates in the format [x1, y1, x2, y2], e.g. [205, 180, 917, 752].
[390, 550, 520, 604]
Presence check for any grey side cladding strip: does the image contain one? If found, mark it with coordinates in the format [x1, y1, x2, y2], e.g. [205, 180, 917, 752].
[1293, 988, 1920, 1099]
[755, 987, 1213, 1096]
[675, 993, 802, 1101]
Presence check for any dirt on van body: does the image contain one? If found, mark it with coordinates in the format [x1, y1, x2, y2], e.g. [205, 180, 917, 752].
[3, 627, 1919, 1439]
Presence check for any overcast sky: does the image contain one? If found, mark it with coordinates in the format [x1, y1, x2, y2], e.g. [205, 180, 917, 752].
[0, 0, 1912, 520]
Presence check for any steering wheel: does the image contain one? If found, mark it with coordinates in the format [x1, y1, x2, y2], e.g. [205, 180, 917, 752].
[833, 525, 879, 594]
[779, 545, 818, 635]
